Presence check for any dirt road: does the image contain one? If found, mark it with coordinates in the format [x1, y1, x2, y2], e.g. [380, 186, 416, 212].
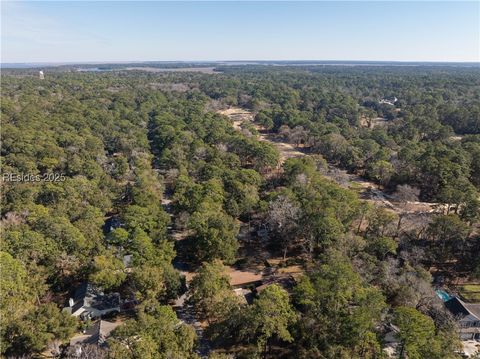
[218, 108, 305, 165]
[219, 107, 444, 216]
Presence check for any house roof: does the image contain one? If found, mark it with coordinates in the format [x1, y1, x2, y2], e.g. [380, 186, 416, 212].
[70, 320, 120, 347]
[69, 282, 120, 313]
[92, 320, 121, 345]
[73, 282, 89, 302]
[445, 297, 480, 320]
[71, 300, 85, 315]
[103, 216, 122, 234]
[70, 282, 103, 313]
[464, 303, 480, 319]
[445, 297, 470, 317]
[74, 282, 104, 303]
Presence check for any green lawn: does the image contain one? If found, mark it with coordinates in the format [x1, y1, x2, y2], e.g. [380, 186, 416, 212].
[458, 284, 480, 302]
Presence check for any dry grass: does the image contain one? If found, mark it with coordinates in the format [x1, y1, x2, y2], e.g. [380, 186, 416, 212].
[227, 267, 263, 287]
[458, 284, 480, 302]
[125, 66, 218, 74]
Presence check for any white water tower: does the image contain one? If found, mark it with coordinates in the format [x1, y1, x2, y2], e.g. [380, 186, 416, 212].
[39, 70, 44, 80]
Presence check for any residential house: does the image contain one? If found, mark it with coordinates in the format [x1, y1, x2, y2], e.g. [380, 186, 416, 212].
[64, 282, 121, 320]
[445, 296, 480, 340]
[379, 97, 398, 106]
[103, 216, 122, 234]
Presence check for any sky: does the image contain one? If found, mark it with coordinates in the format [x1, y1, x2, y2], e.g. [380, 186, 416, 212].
[1, 1, 479, 63]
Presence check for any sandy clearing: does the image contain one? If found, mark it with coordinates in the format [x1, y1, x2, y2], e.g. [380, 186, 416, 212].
[227, 267, 263, 287]
[218, 107, 305, 165]
[178, 266, 263, 287]
[360, 116, 390, 129]
[219, 107, 445, 215]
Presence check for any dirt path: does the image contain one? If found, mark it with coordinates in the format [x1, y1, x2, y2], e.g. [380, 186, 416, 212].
[219, 107, 443, 216]
[219, 108, 305, 165]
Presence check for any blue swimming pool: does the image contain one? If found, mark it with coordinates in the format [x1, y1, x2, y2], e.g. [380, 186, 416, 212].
[436, 289, 453, 302]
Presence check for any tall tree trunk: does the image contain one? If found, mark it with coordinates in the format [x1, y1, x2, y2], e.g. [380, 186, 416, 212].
[397, 213, 403, 232]
[357, 213, 365, 234]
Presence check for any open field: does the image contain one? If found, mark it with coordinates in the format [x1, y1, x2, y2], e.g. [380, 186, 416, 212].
[125, 66, 218, 74]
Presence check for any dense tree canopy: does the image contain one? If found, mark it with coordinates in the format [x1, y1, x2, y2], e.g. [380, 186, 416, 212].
[1, 64, 478, 358]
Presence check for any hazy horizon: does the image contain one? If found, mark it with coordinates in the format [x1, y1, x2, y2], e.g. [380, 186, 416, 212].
[3, 59, 479, 70]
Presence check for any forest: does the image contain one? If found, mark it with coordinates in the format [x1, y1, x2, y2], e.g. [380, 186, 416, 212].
[1, 64, 479, 358]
